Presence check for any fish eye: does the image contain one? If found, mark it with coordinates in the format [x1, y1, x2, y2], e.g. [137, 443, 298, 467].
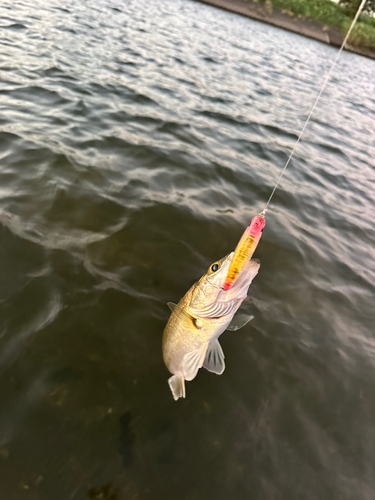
[211, 263, 220, 272]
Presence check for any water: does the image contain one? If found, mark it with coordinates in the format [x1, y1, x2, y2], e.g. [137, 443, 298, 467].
[0, 0, 374, 498]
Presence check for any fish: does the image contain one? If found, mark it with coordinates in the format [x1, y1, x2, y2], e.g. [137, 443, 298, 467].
[162, 252, 261, 400]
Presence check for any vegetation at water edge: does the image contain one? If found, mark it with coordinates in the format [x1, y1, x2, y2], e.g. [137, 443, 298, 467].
[263, 0, 375, 49]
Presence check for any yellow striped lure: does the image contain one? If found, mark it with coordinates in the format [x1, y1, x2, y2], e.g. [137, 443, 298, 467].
[223, 214, 266, 291]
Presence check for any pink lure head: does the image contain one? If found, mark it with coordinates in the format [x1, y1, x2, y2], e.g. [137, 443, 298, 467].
[249, 215, 266, 237]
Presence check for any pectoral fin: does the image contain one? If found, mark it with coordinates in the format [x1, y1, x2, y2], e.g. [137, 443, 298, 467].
[203, 339, 225, 375]
[167, 303, 199, 330]
[226, 313, 254, 332]
[182, 343, 208, 381]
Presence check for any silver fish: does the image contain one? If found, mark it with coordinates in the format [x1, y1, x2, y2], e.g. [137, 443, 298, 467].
[162, 253, 260, 400]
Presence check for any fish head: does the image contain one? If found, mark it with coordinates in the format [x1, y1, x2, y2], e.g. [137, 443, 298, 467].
[188, 253, 260, 319]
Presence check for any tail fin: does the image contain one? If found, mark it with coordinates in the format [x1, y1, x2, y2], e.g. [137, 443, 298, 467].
[168, 375, 186, 401]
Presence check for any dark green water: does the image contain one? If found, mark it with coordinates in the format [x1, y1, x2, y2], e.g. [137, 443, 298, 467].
[0, 0, 374, 498]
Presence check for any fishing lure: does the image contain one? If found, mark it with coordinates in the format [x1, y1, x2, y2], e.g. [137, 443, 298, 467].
[223, 214, 266, 291]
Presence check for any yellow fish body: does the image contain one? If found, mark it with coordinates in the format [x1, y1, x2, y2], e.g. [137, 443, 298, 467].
[162, 253, 260, 400]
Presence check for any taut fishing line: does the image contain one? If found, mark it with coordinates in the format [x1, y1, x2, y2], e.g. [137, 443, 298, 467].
[260, 0, 367, 216]
[224, 0, 367, 289]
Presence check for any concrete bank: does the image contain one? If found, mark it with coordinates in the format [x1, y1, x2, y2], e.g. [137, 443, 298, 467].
[195, 0, 375, 60]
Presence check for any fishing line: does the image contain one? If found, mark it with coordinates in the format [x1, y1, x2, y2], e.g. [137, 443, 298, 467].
[260, 0, 367, 216]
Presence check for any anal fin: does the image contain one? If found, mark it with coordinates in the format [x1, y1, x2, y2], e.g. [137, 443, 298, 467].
[182, 343, 208, 381]
[203, 339, 225, 375]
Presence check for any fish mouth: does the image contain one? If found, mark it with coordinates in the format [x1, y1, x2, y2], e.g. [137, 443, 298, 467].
[252, 258, 260, 264]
